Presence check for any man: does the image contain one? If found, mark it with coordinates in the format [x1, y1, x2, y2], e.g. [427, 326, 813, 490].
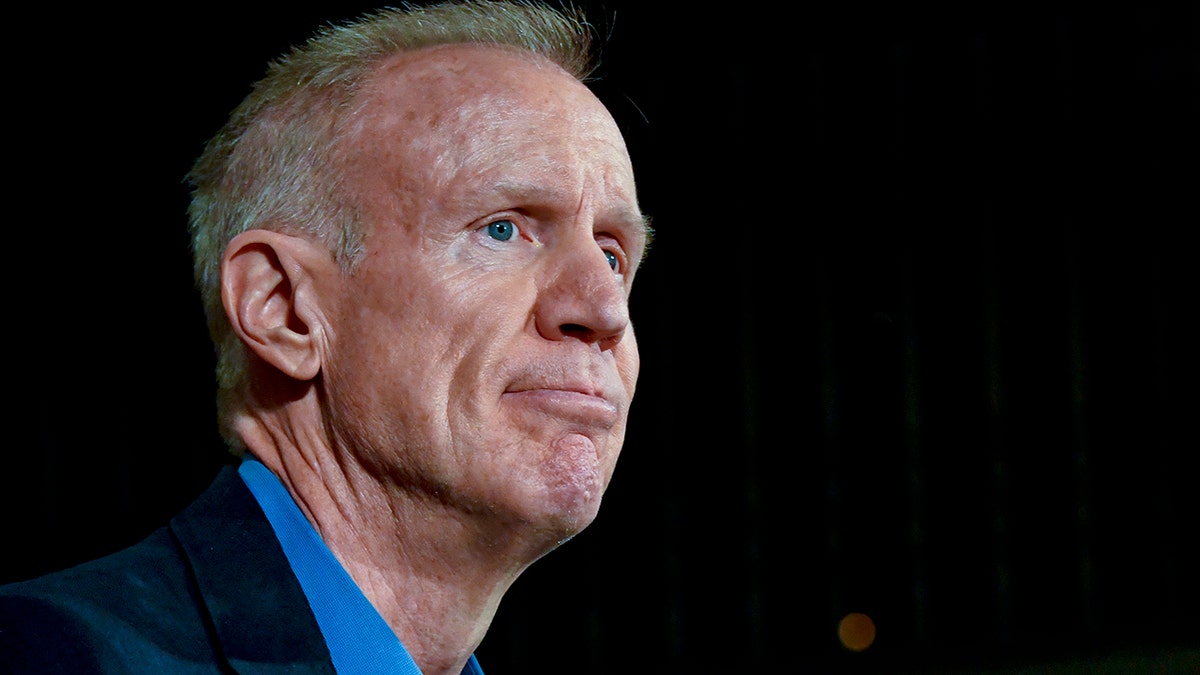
[0, 1, 650, 673]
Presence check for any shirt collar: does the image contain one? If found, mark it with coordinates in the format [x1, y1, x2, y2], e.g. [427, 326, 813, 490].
[238, 457, 484, 675]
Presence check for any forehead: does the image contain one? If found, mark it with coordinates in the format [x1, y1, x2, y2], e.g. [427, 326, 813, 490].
[345, 44, 639, 213]
[369, 43, 574, 107]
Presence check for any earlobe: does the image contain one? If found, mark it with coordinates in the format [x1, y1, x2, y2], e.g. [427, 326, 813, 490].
[221, 230, 330, 381]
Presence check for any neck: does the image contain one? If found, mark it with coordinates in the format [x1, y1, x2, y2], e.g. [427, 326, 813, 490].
[233, 410, 535, 675]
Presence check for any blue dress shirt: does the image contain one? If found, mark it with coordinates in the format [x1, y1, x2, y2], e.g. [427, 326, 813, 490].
[238, 458, 484, 675]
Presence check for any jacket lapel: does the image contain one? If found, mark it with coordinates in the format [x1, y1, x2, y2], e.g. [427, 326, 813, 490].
[170, 466, 336, 674]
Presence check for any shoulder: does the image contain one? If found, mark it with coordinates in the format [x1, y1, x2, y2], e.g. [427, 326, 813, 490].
[0, 467, 254, 672]
[0, 589, 112, 672]
[0, 527, 215, 672]
[0, 525, 196, 613]
[1, 465, 333, 673]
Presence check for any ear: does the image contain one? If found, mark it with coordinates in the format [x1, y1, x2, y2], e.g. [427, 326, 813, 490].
[220, 230, 333, 381]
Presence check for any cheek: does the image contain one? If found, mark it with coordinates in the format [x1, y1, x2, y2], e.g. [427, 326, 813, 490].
[617, 329, 641, 395]
[354, 261, 493, 360]
[414, 276, 539, 414]
[325, 272, 458, 421]
[439, 273, 540, 357]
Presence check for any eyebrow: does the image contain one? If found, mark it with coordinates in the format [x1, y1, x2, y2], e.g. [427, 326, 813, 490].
[634, 214, 655, 262]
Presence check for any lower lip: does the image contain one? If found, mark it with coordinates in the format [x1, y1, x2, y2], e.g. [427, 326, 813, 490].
[502, 389, 619, 427]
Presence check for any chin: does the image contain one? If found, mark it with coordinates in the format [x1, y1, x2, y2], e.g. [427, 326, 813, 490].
[525, 494, 604, 559]
[484, 430, 617, 551]
[517, 460, 601, 534]
[544, 431, 610, 514]
[548, 487, 604, 533]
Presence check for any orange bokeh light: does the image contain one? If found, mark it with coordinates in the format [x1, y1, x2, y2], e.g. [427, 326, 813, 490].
[838, 612, 877, 652]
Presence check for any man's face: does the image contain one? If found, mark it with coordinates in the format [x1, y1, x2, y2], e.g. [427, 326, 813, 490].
[322, 45, 646, 547]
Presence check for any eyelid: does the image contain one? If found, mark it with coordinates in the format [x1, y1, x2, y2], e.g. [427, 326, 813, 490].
[597, 214, 647, 265]
[478, 213, 534, 242]
[596, 233, 629, 274]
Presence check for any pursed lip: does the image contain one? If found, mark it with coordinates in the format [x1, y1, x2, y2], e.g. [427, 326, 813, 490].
[501, 384, 620, 428]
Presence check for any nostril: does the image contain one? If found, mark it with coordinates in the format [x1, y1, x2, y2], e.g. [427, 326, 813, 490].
[560, 323, 591, 339]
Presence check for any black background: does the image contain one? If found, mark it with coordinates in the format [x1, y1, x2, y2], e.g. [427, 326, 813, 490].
[6, 2, 1197, 673]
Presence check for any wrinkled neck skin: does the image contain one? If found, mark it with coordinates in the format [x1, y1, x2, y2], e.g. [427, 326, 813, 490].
[231, 381, 548, 675]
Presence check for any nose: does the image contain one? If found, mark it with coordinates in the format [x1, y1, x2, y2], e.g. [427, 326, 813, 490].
[534, 238, 630, 351]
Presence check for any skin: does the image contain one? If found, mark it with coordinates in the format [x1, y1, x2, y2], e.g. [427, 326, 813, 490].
[221, 44, 647, 675]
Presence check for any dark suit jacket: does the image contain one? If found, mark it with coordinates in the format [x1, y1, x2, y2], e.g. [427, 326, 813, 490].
[0, 466, 336, 673]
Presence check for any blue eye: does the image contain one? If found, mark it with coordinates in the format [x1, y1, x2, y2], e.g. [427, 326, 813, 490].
[604, 250, 619, 271]
[486, 219, 515, 241]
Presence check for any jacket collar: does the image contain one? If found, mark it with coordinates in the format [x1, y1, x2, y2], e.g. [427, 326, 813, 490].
[170, 465, 336, 674]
